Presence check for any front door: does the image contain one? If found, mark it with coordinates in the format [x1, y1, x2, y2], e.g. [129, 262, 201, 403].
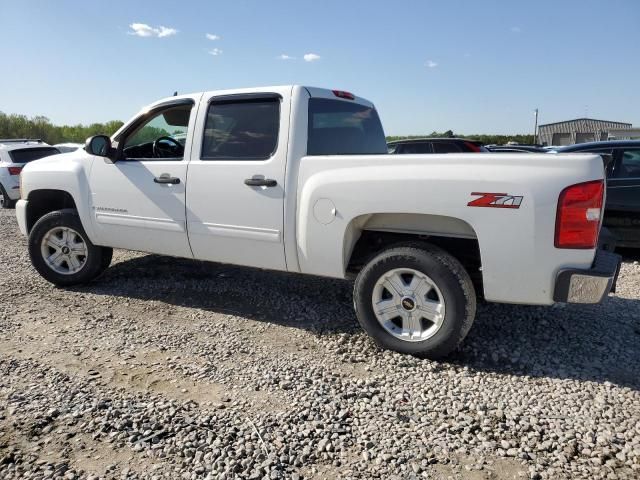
[186, 88, 291, 270]
[88, 99, 198, 258]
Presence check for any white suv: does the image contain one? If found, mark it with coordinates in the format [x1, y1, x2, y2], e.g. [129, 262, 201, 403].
[0, 140, 60, 209]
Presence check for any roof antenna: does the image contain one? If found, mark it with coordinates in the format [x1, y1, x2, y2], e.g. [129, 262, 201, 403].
[173, 91, 178, 96]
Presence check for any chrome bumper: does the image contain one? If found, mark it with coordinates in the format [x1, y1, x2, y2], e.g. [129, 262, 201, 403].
[553, 250, 621, 304]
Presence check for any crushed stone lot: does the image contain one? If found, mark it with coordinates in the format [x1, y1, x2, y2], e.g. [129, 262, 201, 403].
[0, 209, 639, 480]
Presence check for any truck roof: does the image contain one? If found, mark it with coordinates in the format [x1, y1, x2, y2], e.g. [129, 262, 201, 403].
[145, 85, 375, 112]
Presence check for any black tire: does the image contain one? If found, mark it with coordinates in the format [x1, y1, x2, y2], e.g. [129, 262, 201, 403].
[354, 243, 476, 359]
[0, 183, 15, 209]
[28, 209, 110, 286]
[100, 246, 114, 272]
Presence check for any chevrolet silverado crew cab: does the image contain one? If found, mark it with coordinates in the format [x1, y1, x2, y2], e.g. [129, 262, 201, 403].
[16, 86, 621, 358]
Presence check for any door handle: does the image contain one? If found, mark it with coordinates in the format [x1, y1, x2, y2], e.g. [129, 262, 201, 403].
[154, 174, 181, 185]
[244, 177, 277, 187]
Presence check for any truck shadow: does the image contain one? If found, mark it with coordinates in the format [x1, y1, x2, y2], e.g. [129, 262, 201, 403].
[618, 247, 640, 262]
[85, 254, 640, 391]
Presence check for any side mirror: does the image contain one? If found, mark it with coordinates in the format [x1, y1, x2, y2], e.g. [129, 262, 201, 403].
[85, 135, 113, 158]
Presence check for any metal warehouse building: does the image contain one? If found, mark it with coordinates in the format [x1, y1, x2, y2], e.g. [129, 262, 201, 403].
[538, 118, 632, 146]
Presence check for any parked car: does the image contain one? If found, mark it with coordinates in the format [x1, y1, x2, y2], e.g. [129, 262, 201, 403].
[16, 86, 620, 358]
[486, 145, 547, 153]
[54, 143, 84, 153]
[387, 138, 488, 154]
[549, 141, 640, 248]
[0, 139, 60, 209]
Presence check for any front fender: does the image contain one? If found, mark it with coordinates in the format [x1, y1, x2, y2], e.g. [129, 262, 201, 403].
[21, 153, 97, 243]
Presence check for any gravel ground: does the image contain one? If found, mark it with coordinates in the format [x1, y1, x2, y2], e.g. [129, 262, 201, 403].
[1, 208, 639, 480]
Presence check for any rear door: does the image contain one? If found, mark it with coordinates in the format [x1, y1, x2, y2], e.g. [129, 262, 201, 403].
[606, 147, 640, 246]
[185, 88, 292, 270]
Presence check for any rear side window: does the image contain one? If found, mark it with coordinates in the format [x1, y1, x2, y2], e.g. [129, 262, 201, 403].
[9, 147, 60, 163]
[307, 98, 387, 155]
[433, 142, 462, 153]
[201, 99, 280, 160]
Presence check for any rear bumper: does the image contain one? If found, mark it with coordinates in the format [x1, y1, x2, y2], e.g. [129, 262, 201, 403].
[15, 199, 28, 236]
[553, 250, 621, 304]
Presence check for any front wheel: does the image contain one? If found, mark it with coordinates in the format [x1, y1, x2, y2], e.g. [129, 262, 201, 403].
[28, 209, 112, 286]
[354, 243, 476, 359]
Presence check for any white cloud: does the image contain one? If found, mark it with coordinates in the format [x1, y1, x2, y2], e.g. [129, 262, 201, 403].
[510, 26, 522, 33]
[208, 48, 223, 56]
[425, 60, 438, 68]
[206, 33, 220, 40]
[278, 54, 295, 60]
[303, 53, 321, 62]
[128, 23, 178, 38]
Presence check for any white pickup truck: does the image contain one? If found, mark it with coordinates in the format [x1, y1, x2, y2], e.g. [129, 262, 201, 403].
[16, 85, 621, 358]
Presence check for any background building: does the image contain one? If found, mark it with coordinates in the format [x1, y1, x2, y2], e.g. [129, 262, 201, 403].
[538, 118, 631, 146]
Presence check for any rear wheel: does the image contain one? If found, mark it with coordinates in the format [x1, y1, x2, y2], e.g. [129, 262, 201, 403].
[28, 210, 111, 286]
[354, 243, 476, 358]
[0, 183, 15, 209]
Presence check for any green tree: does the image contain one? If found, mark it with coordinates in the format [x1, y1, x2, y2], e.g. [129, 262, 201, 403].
[0, 111, 123, 144]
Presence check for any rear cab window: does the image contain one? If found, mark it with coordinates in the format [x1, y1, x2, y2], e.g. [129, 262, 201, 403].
[9, 147, 60, 163]
[307, 98, 387, 155]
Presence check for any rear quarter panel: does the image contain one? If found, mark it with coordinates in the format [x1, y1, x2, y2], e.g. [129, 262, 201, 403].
[296, 153, 605, 305]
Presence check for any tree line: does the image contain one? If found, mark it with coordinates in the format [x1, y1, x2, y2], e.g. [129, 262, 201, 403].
[386, 130, 535, 145]
[1, 112, 535, 146]
[0, 111, 123, 145]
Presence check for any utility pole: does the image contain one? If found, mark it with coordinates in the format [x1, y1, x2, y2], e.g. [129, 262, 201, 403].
[533, 108, 539, 145]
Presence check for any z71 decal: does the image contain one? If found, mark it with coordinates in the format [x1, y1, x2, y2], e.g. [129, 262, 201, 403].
[468, 192, 523, 209]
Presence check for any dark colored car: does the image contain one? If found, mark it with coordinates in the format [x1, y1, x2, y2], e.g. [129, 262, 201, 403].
[552, 141, 640, 248]
[486, 145, 547, 153]
[387, 138, 488, 154]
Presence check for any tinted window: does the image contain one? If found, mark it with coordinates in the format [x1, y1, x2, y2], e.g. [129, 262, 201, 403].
[399, 142, 432, 154]
[9, 147, 60, 163]
[618, 149, 640, 178]
[307, 98, 387, 155]
[202, 99, 279, 160]
[433, 142, 462, 153]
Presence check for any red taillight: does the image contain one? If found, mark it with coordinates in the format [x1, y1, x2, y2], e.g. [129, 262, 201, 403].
[555, 180, 604, 249]
[8, 166, 22, 175]
[332, 90, 355, 100]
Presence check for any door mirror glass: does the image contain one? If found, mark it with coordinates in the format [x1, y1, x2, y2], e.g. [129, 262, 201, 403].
[85, 135, 112, 157]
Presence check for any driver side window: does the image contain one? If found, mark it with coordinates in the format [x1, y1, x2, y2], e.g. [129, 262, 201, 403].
[121, 104, 192, 161]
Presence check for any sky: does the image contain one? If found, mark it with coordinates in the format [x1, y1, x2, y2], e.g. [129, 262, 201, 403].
[0, 0, 639, 135]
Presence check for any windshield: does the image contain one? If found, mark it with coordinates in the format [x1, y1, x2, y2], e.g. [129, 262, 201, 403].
[8, 147, 60, 163]
[307, 98, 387, 155]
